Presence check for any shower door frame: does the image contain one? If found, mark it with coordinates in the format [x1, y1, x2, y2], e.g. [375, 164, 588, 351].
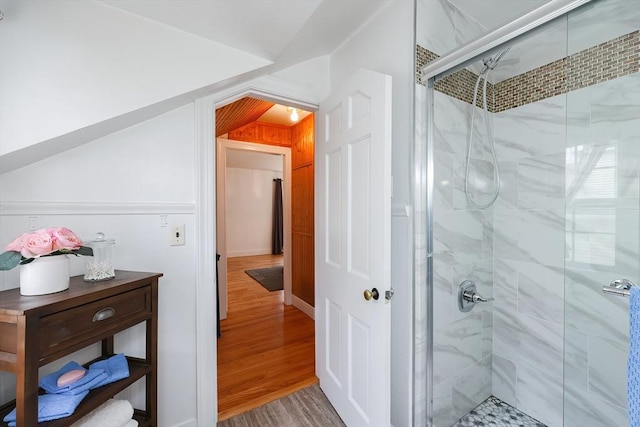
[417, 0, 594, 425]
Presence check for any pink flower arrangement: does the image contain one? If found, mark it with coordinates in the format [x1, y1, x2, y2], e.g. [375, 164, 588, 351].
[0, 227, 93, 270]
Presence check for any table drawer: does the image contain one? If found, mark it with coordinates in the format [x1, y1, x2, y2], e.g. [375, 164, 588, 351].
[39, 287, 151, 357]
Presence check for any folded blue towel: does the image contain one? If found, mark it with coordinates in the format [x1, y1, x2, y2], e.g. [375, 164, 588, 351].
[89, 353, 130, 388]
[3, 390, 89, 426]
[629, 287, 640, 426]
[40, 361, 107, 395]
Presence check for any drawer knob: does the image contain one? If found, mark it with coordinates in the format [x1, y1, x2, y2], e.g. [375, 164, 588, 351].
[92, 307, 115, 322]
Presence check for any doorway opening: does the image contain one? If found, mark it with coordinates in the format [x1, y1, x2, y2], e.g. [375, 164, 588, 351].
[214, 96, 317, 420]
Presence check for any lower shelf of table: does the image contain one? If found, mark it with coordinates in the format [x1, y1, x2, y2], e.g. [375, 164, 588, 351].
[0, 356, 152, 426]
[133, 409, 152, 427]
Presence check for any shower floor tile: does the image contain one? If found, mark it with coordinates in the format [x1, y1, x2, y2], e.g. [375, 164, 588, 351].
[451, 396, 547, 427]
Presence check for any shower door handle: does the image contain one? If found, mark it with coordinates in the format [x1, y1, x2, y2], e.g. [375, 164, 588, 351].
[602, 278, 636, 297]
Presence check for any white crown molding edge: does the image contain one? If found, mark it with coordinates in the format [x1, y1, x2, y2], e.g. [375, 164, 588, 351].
[0, 201, 196, 216]
[212, 75, 321, 110]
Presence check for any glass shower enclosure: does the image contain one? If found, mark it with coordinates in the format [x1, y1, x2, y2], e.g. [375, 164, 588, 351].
[415, 0, 640, 425]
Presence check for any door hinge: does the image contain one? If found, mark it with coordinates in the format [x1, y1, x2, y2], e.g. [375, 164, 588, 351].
[385, 288, 394, 301]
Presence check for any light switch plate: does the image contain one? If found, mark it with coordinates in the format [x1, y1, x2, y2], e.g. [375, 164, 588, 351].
[170, 225, 185, 246]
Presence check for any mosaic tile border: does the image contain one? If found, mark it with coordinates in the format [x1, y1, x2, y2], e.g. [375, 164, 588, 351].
[416, 45, 495, 110]
[417, 30, 640, 112]
[494, 30, 639, 112]
[493, 57, 566, 112]
[452, 395, 547, 427]
[566, 30, 639, 92]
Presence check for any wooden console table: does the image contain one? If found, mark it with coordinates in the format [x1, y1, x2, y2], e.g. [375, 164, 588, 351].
[0, 270, 161, 426]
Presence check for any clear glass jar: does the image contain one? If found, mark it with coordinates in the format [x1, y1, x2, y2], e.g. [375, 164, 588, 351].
[84, 232, 115, 281]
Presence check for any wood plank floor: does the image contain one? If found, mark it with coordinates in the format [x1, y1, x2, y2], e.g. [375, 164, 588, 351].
[217, 254, 317, 421]
[217, 384, 345, 427]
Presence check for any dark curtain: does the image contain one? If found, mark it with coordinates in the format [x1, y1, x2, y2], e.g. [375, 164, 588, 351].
[272, 178, 284, 254]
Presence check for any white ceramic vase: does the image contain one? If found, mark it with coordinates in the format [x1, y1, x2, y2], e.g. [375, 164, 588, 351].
[20, 255, 70, 296]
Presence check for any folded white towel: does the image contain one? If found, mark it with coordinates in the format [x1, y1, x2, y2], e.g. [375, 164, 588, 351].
[124, 419, 138, 427]
[71, 399, 134, 427]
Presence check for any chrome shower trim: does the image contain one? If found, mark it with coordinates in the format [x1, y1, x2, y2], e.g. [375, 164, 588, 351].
[421, 0, 593, 81]
[424, 77, 435, 427]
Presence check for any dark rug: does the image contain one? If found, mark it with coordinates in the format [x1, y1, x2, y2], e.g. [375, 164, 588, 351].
[245, 265, 283, 291]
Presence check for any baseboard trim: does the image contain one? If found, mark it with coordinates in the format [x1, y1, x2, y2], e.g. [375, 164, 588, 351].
[227, 249, 273, 258]
[172, 418, 198, 427]
[292, 295, 315, 320]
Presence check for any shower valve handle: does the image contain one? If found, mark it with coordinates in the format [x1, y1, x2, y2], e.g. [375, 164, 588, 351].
[458, 280, 494, 312]
[463, 290, 494, 304]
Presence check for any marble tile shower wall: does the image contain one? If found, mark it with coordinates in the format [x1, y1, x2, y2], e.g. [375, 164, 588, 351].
[561, 73, 640, 427]
[491, 93, 567, 427]
[431, 90, 495, 426]
[432, 71, 640, 427]
[430, 84, 572, 427]
[491, 0, 640, 424]
[491, 72, 640, 427]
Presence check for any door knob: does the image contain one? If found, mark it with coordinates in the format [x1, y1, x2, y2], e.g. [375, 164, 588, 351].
[364, 288, 380, 301]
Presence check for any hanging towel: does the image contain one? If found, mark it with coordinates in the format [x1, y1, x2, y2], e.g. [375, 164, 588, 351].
[629, 286, 640, 427]
[40, 361, 107, 395]
[89, 353, 130, 388]
[124, 420, 139, 427]
[3, 390, 89, 426]
[70, 398, 134, 427]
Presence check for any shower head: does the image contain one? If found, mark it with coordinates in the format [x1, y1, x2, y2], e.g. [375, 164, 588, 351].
[483, 47, 510, 71]
[494, 47, 510, 63]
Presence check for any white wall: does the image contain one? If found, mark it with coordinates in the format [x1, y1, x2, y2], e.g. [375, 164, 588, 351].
[329, 1, 415, 425]
[330, 0, 414, 209]
[0, 105, 196, 204]
[0, 104, 199, 427]
[0, 0, 269, 157]
[226, 150, 283, 257]
[270, 56, 331, 103]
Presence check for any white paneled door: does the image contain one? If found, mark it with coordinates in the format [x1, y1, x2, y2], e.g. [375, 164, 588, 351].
[315, 68, 392, 427]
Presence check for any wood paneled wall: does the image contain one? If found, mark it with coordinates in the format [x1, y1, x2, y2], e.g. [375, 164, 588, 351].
[226, 115, 315, 307]
[228, 121, 292, 147]
[291, 114, 315, 306]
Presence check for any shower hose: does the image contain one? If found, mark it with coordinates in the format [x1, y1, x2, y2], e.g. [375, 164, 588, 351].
[464, 62, 501, 209]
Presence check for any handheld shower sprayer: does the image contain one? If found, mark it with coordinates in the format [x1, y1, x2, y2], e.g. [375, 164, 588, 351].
[484, 47, 510, 70]
[464, 47, 510, 209]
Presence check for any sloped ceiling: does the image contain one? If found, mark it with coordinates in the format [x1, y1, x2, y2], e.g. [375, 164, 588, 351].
[215, 98, 275, 137]
[0, 1, 389, 173]
[98, 0, 388, 63]
[216, 98, 314, 136]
